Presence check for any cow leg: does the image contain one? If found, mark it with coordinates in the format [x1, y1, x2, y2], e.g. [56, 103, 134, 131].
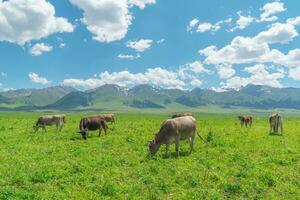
[98, 128, 102, 136]
[34, 125, 39, 133]
[165, 144, 170, 157]
[269, 123, 273, 133]
[280, 122, 283, 135]
[175, 138, 180, 157]
[42, 125, 46, 133]
[189, 134, 195, 154]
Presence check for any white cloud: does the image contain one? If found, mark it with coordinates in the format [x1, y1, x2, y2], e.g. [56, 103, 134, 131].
[287, 16, 300, 26]
[230, 11, 254, 32]
[187, 61, 211, 74]
[69, 0, 155, 43]
[221, 64, 285, 90]
[187, 18, 199, 31]
[29, 43, 53, 56]
[63, 67, 186, 89]
[254, 23, 298, 44]
[1, 72, 7, 77]
[0, 0, 74, 45]
[126, 39, 153, 52]
[288, 67, 300, 80]
[59, 43, 66, 48]
[128, 0, 156, 9]
[28, 72, 51, 84]
[259, 1, 286, 22]
[217, 65, 235, 79]
[190, 78, 202, 87]
[200, 21, 300, 67]
[191, 18, 232, 33]
[156, 39, 165, 44]
[117, 53, 140, 60]
[197, 23, 214, 33]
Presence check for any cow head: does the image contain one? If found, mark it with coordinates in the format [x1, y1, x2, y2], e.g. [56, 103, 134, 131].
[78, 130, 87, 140]
[62, 116, 66, 123]
[148, 139, 160, 155]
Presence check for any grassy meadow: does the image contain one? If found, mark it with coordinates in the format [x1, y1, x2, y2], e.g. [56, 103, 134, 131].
[0, 112, 299, 199]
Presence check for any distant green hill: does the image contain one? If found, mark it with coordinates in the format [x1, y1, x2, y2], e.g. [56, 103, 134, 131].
[0, 86, 76, 106]
[2, 84, 300, 112]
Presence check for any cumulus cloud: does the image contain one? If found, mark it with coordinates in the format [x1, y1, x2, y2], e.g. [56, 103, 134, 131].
[188, 17, 231, 33]
[259, 0, 286, 22]
[59, 43, 66, 48]
[63, 67, 186, 89]
[126, 39, 153, 52]
[70, 0, 155, 43]
[254, 23, 298, 44]
[29, 43, 53, 56]
[63, 61, 211, 90]
[230, 11, 254, 32]
[221, 64, 285, 90]
[200, 21, 300, 68]
[0, 0, 74, 45]
[288, 67, 300, 80]
[128, 0, 156, 9]
[117, 53, 140, 60]
[217, 65, 235, 79]
[186, 61, 211, 74]
[187, 18, 199, 32]
[28, 72, 51, 84]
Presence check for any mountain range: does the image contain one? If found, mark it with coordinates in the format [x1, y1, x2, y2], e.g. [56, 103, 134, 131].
[1, 84, 300, 111]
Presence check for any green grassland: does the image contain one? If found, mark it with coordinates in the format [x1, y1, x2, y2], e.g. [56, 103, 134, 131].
[0, 112, 299, 199]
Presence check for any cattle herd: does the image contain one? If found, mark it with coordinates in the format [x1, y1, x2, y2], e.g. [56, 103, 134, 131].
[33, 112, 284, 156]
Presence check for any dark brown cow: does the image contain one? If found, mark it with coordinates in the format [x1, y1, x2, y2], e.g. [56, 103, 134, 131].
[172, 112, 193, 119]
[78, 115, 108, 139]
[238, 115, 253, 128]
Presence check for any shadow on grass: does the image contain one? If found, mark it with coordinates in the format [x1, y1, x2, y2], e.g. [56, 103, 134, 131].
[269, 132, 283, 136]
[162, 151, 191, 159]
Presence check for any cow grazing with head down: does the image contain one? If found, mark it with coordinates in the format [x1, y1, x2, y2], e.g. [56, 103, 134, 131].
[149, 116, 206, 156]
[99, 113, 115, 124]
[34, 114, 66, 133]
[78, 115, 108, 139]
[172, 112, 193, 119]
[269, 113, 283, 135]
[238, 115, 253, 128]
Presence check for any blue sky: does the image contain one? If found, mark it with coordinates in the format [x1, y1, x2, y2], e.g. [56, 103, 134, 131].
[1, 0, 300, 91]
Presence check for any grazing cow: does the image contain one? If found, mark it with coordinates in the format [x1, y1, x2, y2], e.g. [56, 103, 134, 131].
[99, 113, 115, 124]
[238, 115, 253, 128]
[269, 113, 283, 135]
[149, 116, 206, 156]
[78, 115, 108, 139]
[172, 112, 193, 119]
[34, 114, 66, 133]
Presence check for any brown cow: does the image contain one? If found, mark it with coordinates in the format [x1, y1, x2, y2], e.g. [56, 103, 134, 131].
[78, 115, 108, 139]
[238, 115, 253, 128]
[172, 112, 193, 119]
[149, 116, 206, 156]
[34, 114, 66, 133]
[99, 113, 115, 124]
[269, 113, 283, 135]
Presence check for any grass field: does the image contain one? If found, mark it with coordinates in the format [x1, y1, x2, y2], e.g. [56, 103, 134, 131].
[0, 112, 299, 199]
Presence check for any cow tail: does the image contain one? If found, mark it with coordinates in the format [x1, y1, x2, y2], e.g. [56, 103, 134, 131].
[196, 130, 207, 143]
